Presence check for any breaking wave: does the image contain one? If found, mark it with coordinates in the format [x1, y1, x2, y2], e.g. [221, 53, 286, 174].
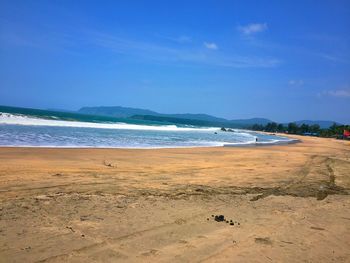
[0, 112, 218, 132]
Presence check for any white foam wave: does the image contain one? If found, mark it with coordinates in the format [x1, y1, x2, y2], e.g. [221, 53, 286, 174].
[0, 112, 219, 132]
[224, 138, 296, 147]
[0, 143, 225, 149]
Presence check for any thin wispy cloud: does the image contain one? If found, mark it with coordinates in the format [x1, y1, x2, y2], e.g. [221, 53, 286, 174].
[238, 23, 268, 35]
[0, 21, 280, 69]
[318, 89, 350, 98]
[0, 19, 85, 55]
[156, 34, 192, 43]
[170, 35, 192, 43]
[90, 32, 176, 55]
[245, 36, 349, 65]
[213, 56, 280, 68]
[89, 32, 279, 68]
[288, 79, 304, 86]
[203, 42, 218, 50]
[316, 53, 349, 64]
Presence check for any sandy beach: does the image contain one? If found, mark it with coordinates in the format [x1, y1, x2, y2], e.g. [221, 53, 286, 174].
[0, 135, 349, 262]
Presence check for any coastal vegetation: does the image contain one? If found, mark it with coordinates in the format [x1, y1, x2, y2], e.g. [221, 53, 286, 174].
[249, 122, 350, 139]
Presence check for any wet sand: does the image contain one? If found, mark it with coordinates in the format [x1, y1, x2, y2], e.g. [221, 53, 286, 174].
[0, 135, 349, 262]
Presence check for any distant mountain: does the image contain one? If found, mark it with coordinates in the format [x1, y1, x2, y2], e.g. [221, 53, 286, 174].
[166, 113, 227, 123]
[78, 106, 160, 118]
[78, 106, 227, 122]
[229, 118, 272, 126]
[75, 105, 341, 128]
[78, 106, 272, 127]
[2, 105, 344, 129]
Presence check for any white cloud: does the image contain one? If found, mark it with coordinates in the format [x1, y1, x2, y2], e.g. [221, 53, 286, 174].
[204, 42, 218, 50]
[327, 90, 350, 97]
[288, 79, 304, 86]
[238, 23, 268, 35]
[319, 89, 350, 98]
[316, 53, 349, 63]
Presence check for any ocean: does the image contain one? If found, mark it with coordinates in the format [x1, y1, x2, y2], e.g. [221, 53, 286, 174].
[0, 106, 296, 148]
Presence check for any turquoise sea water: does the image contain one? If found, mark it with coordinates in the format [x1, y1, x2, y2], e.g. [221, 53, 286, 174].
[0, 106, 296, 148]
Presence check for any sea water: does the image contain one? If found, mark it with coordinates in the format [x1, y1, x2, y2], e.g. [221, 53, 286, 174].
[0, 110, 295, 148]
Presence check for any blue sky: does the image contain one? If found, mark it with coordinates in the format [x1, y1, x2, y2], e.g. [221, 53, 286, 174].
[0, 0, 349, 123]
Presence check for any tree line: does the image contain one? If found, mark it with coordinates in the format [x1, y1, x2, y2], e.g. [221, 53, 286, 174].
[249, 122, 350, 138]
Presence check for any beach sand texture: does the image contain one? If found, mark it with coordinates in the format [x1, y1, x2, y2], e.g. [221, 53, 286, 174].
[0, 135, 349, 262]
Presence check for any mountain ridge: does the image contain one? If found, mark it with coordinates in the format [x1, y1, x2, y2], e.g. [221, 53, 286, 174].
[77, 106, 340, 128]
[0, 105, 341, 128]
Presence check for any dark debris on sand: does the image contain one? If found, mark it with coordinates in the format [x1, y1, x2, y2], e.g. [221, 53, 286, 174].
[209, 214, 240, 227]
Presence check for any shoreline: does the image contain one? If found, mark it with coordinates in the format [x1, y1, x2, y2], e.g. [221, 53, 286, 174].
[224, 138, 300, 147]
[0, 139, 299, 150]
[0, 134, 300, 150]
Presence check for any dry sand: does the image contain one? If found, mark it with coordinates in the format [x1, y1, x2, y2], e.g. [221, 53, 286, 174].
[0, 135, 349, 262]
